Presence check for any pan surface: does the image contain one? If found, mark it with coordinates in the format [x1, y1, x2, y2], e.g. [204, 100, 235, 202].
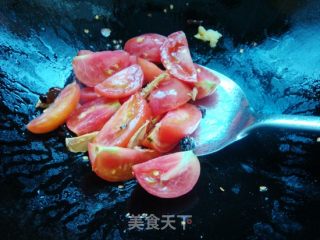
[0, 0, 319, 239]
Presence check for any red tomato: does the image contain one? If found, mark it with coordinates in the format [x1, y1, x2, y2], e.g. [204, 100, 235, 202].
[27, 82, 80, 134]
[72, 50, 131, 87]
[77, 50, 93, 56]
[95, 94, 152, 147]
[119, 96, 131, 104]
[194, 64, 220, 99]
[142, 123, 175, 153]
[137, 58, 163, 84]
[160, 31, 197, 83]
[94, 64, 143, 99]
[158, 103, 202, 143]
[79, 87, 101, 104]
[132, 151, 201, 198]
[88, 144, 160, 182]
[148, 77, 192, 116]
[124, 34, 167, 63]
[66, 98, 120, 136]
[129, 55, 138, 64]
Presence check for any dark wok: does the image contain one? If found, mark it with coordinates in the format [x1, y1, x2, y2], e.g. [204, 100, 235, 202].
[0, 0, 320, 239]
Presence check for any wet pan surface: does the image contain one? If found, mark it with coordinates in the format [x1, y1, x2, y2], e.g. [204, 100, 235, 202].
[0, 0, 319, 239]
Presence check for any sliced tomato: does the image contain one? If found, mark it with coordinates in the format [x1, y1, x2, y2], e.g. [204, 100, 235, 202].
[142, 123, 175, 153]
[94, 64, 143, 99]
[124, 34, 167, 63]
[95, 94, 152, 147]
[72, 50, 131, 87]
[88, 144, 160, 182]
[79, 87, 101, 104]
[132, 151, 201, 198]
[137, 58, 163, 84]
[194, 64, 220, 99]
[77, 50, 93, 56]
[119, 96, 131, 104]
[148, 77, 192, 116]
[27, 82, 80, 134]
[66, 98, 120, 136]
[129, 55, 138, 64]
[160, 31, 197, 83]
[158, 103, 202, 143]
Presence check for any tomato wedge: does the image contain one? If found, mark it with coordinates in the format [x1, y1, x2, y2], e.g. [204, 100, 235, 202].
[95, 94, 152, 147]
[77, 50, 93, 56]
[79, 87, 101, 104]
[132, 151, 201, 198]
[160, 31, 197, 83]
[129, 55, 138, 64]
[158, 103, 202, 143]
[137, 58, 163, 84]
[148, 77, 192, 116]
[72, 50, 131, 87]
[124, 33, 167, 63]
[194, 64, 220, 99]
[119, 96, 131, 104]
[142, 123, 175, 153]
[88, 144, 160, 182]
[27, 82, 80, 134]
[66, 98, 120, 136]
[94, 64, 143, 99]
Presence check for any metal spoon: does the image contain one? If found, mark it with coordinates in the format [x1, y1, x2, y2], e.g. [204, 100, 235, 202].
[193, 67, 320, 156]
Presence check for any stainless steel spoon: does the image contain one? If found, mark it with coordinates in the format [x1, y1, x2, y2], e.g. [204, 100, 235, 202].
[193, 67, 320, 156]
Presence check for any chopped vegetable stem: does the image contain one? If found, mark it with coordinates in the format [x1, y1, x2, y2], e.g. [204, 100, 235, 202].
[141, 72, 169, 98]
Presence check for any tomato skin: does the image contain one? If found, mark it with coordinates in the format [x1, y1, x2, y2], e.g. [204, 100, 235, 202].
[66, 98, 120, 136]
[160, 31, 197, 83]
[88, 144, 161, 182]
[27, 82, 80, 134]
[137, 58, 163, 84]
[94, 64, 143, 99]
[124, 34, 167, 63]
[119, 96, 131, 104]
[148, 77, 192, 116]
[158, 103, 202, 144]
[194, 64, 220, 99]
[142, 123, 175, 153]
[77, 50, 93, 56]
[79, 87, 101, 104]
[95, 94, 152, 147]
[129, 55, 138, 65]
[72, 50, 131, 87]
[132, 151, 201, 198]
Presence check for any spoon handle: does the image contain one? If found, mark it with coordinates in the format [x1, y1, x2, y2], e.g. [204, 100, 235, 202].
[254, 115, 320, 132]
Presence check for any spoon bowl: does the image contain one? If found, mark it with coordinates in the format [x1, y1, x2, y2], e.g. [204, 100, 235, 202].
[193, 67, 320, 156]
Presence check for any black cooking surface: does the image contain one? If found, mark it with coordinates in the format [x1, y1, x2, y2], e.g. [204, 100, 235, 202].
[0, 0, 319, 239]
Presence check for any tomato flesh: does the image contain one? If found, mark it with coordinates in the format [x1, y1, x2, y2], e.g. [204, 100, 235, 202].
[88, 144, 161, 182]
[77, 50, 93, 56]
[133, 151, 200, 198]
[129, 55, 138, 65]
[160, 31, 197, 83]
[124, 34, 167, 63]
[142, 123, 175, 153]
[95, 94, 152, 147]
[137, 58, 163, 84]
[79, 87, 101, 104]
[119, 96, 131, 104]
[194, 64, 220, 99]
[158, 103, 202, 144]
[72, 50, 131, 87]
[94, 64, 143, 99]
[148, 77, 191, 116]
[66, 98, 120, 136]
[27, 82, 80, 134]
